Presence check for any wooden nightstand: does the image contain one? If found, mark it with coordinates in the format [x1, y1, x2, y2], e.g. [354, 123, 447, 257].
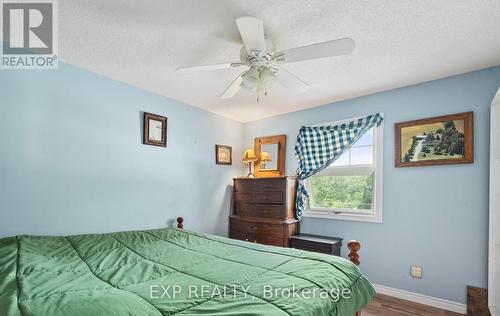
[289, 234, 343, 256]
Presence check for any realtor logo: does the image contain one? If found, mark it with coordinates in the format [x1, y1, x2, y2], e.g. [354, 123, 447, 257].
[1, 0, 58, 69]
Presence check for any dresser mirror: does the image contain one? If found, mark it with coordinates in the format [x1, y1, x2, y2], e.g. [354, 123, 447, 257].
[260, 144, 278, 170]
[254, 135, 286, 177]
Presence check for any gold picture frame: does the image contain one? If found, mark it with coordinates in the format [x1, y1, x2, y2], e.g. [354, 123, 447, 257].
[395, 112, 473, 167]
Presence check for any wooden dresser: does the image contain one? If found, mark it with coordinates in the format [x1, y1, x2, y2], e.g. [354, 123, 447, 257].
[229, 177, 299, 247]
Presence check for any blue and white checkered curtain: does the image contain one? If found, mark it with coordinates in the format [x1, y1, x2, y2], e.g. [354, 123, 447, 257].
[294, 113, 384, 220]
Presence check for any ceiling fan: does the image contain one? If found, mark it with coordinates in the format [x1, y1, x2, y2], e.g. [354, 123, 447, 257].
[177, 16, 355, 100]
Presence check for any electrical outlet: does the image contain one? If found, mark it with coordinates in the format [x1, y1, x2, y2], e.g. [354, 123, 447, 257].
[411, 265, 422, 278]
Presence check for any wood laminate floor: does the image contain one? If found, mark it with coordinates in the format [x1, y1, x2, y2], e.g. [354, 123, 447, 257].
[363, 294, 464, 316]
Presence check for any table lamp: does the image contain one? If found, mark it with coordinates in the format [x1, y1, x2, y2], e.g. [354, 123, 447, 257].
[260, 151, 272, 168]
[242, 148, 258, 177]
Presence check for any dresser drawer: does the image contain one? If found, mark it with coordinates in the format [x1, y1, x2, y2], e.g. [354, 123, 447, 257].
[229, 230, 255, 243]
[230, 217, 284, 247]
[233, 219, 283, 235]
[234, 178, 285, 192]
[233, 203, 285, 219]
[230, 229, 283, 247]
[234, 191, 283, 204]
[255, 234, 284, 247]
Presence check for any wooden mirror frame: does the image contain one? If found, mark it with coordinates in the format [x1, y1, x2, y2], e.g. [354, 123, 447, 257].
[254, 135, 286, 177]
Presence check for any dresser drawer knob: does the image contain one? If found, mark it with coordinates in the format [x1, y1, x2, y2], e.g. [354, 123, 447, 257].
[245, 238, 248, 241]
[254, 240, 257, 243]
[251, 226, 257, 230]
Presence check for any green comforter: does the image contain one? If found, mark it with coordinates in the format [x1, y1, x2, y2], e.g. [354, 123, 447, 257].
[0, 228, 375, 315]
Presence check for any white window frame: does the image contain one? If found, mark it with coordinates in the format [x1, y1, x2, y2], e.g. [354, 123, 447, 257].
[303, 117, 384, 223]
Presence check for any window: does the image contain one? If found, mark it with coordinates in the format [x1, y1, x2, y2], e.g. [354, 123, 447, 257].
[305, 120, 384, 223]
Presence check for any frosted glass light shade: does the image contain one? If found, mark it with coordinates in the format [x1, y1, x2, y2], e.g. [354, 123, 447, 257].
[241, 68, 259, 90]
[259, 67, 276, 90]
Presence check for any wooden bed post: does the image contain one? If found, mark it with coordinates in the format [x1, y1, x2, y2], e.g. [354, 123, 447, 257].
[347, 240, 361, 266]
[348, 240, 362, 316]
[176, 217, 184, 229]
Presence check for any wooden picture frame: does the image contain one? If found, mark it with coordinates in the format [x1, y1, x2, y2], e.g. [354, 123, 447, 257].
[254, 135, 286, 177]
[215, 145, 232, 165]
[395, 112, 473, 167]
[143, 112, 167, 147]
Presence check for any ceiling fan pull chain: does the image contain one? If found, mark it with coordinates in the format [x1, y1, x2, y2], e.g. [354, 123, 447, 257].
[256, 80, 260, 102]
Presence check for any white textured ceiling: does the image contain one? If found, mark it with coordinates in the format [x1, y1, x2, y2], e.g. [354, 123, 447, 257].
[59, 0, 500, 122]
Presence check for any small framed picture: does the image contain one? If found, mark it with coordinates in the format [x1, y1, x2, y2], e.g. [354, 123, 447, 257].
[215, 145, 232, 165]
[143, 112, 167, 147]
[395, 111, 473, 167]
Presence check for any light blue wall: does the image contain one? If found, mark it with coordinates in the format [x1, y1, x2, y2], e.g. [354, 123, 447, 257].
[2, 60, 499, 305]
[243, 66, 500, 304]
[0, 63, 244, 238]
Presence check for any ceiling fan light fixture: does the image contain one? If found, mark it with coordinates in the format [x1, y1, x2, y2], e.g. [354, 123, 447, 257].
[259, 67, 277, 90]
[177, 16, 355, 100]
[240, 81, 254, 90]
[241, 68, 259, 90]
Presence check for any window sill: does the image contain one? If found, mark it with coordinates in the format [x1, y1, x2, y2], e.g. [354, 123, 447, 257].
[302, 211, 383, 223]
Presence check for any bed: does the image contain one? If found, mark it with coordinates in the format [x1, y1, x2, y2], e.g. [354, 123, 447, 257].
[0, 218, 375, 316]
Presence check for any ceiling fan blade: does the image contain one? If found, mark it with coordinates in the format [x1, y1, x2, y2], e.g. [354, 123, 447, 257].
[236, 16, 265, 55]
[177, 62, 244, 73]
[273, 38, 355, 64]
[275, 66, 310, 94]
[220, 73, 244, 99]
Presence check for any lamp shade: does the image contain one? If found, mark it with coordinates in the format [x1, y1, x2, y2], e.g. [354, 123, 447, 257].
[259, 151, 272, 164]
[241, 68, 259, 90]
[242, 148, 258, 162]
[259, 67, 277, 90]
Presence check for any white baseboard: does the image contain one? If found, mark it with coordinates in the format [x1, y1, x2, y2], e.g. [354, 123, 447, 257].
[373, 284, 467, 314]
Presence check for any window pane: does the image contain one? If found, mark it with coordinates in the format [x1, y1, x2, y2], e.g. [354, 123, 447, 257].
[350, 146, 373, 165]
[310, 175, 374, 210]
[331, 151, 350, 166]
[353, 128, 373, 147]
